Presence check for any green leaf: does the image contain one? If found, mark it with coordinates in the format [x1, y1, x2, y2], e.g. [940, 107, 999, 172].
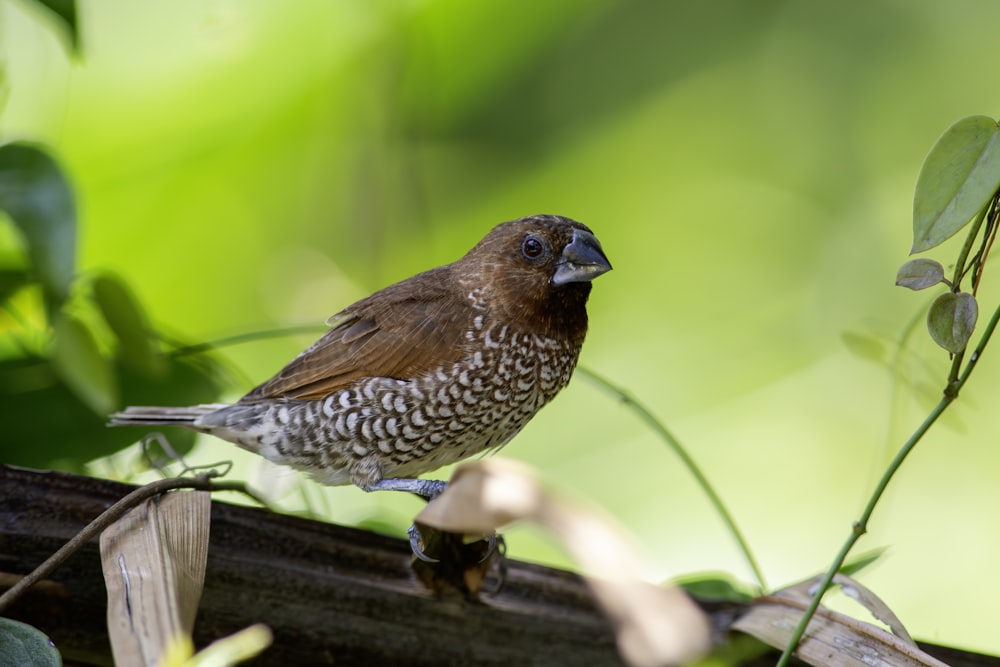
[0, 618, 61, 667]
[0, 352, 221, 470]
[927, 291, 978, 354]
[838, 546, 889, 577]
[28, 0, 79, 53]
[674, 572, 758, 604]
[51, 313, 118, 415]
[0, 143, 77, 320]
[92, 273, 166, 378]
[0, 266, 31, 303]
[895, 258, 946, 290]
[912, 115, 1000, 253]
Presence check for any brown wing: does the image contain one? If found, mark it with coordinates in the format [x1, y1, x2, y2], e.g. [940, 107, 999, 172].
[241, 266, 473, 402]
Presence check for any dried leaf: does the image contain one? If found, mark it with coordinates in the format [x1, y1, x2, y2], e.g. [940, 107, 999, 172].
[733, 575, 945, 667]
[417, 459, 711, 667]
[416, 459, 545, 533]
[823, 574, 914, 646]
[100, 490, 211, 666]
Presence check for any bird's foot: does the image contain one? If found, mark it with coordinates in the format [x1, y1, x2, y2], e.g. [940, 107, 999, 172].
[363, 477, 447, 500]
[365, 477, 504, 577]
[409, 524, 508, 597]
[408, 525, 503, 565]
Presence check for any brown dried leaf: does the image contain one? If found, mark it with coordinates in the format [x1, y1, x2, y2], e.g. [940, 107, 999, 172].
[815, 574, 913, 646]
[416, 459, 711, 667]
[100, 490, 211, 666]
[733, 575, 947, 667]
[415, 458, 545, 533]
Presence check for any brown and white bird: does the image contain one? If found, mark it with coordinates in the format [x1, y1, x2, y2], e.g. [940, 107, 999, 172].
[110, 215, 611, 498]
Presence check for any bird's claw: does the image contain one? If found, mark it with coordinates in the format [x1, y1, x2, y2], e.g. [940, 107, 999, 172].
[482, 534, 507, 596]
[370, 478, 504, 577]
[407, 524, 504, 565]
[481, 532, 496, 563]
[408, 524, 440, 563]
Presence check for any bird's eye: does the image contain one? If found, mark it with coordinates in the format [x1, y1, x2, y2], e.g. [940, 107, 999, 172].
[521, 234, 547, 260]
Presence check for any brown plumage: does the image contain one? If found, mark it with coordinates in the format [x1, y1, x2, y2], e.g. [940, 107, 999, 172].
[110, 215, 611, 493]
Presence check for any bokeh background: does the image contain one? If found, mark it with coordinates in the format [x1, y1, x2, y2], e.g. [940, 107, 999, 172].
[4, 0, 1000, 655]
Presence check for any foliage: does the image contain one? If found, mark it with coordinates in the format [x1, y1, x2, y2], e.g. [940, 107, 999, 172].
[0, 618, 60, 667]
[21, 0, 78, 53]
[779, 116, 1000, 665]
[9, 0, 1000, 658]
[0, 142, 225, 470]
[898, 116, 1000, 354]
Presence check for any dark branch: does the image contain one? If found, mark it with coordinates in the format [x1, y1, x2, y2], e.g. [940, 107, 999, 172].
[0, 465, 992, 667]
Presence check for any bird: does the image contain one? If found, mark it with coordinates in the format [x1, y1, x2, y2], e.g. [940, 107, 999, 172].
[110, 214, 611, 499]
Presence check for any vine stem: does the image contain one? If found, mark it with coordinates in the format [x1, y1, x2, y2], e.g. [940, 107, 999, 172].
[775, 298, 1000, 666]
[951, 198, 991, 287]
[576, 366, 768, 592]
[168, 324, 325, 357]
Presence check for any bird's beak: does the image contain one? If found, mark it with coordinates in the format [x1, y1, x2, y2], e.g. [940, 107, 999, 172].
[552, 229, 612, 285]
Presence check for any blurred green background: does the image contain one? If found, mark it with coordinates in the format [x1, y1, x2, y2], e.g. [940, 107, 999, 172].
[4, 0, 1000, 655]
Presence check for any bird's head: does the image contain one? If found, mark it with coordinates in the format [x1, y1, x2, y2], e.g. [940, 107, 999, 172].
[456, 215, 611, 342]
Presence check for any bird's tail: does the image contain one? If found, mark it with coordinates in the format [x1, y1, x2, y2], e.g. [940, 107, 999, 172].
[108, 404, 230, 429]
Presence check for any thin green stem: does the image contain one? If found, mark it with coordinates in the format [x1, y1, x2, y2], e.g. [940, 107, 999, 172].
[969, 196, 999, 293]
[945, 349, 965, 392]
[168, 324, 326, 357]
[774, 398, 949, 666]
[775, 298, 1000, 666]
[576, 366, 768, 592]
[952, 199, 991, 288]
[955, 296, 1000, 384]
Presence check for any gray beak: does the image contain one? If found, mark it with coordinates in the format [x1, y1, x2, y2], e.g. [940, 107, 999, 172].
[552, 229, 612, 285]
